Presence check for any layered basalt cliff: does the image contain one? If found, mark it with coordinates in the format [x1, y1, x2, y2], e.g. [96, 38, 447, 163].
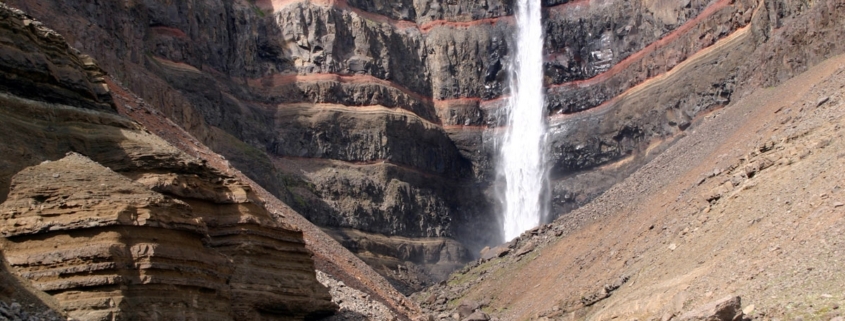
[5, 0, 495, 290]
[9, 0, 845, 293]
[415, 31, 845, 321]
[0, 5, 336, 319]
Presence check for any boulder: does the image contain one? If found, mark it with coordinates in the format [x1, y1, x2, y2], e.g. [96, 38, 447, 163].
[456, 300, 479, 318]
[514, 241, 537, 257]
[679, 295, 743, 321]
[463, 311, 491, 321]
[481, 244, 510, 260]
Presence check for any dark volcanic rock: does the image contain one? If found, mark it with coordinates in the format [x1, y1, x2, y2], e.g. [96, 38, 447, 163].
[7, 0, 845, 294]
[324, 228, 471, 294]
[0, 6, 113, 113]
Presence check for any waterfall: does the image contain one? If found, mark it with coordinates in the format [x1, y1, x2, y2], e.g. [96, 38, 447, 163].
[499, 0, 547, 241]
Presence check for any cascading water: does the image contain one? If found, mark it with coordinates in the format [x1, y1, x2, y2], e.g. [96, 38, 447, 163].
[499, 0, 548, 241]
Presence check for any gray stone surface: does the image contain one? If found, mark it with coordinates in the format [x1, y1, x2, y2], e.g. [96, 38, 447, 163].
[7, 0, 845, 294]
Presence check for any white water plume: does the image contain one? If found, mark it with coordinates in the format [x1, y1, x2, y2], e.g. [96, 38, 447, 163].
[499, 0, 548, 241]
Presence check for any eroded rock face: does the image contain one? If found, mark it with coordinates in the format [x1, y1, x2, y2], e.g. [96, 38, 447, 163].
[7, 0, 845, 293]
[0, 4, 499, 276]
[1, 153, 336, 320]
[0, 5, 113, 114]
[0, 5, 336, 319]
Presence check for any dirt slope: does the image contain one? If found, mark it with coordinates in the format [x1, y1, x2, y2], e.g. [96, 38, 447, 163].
[416, 53, 845, 321]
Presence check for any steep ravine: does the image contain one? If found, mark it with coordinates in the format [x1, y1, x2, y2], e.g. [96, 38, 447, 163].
[6, 0, 845, 295]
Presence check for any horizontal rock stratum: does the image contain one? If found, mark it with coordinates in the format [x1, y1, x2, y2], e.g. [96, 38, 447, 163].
[1, 153, 336, 320]
[4, 0, 845, 306]
[0, 4, 341, 320]
[417, 24, 845, 321]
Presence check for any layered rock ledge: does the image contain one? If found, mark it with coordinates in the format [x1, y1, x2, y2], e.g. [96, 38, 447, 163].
[0, 5, 336, 319]
[1, 153, 336, 320]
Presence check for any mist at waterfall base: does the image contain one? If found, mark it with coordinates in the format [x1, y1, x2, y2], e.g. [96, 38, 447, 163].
[498, 0, 549, 241]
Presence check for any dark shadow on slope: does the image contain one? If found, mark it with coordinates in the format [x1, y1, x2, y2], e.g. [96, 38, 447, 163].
[317, 309, 371, 321]
[0, 240, 65, 318]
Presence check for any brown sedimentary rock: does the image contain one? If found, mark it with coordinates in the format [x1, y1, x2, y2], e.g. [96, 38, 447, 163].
[0, 153, 336, 321]
[0, 5, 336, 319]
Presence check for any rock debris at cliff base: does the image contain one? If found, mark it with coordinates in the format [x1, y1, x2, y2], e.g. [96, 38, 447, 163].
[416, 51, 845, 321]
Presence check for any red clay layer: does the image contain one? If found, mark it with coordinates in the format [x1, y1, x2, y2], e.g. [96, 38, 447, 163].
[443, 124, 499, 131]
[151, 26, 189, 39]
[160, 0, 738, 131]
[248, 72, 512, 117]
[547, 0, 732, 90]
[251, 0, 735, 110]
[434, 96, 509, 110]
[549, 24, 751, 124]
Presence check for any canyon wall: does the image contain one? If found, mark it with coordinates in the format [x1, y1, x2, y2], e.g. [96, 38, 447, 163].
[413, 0, 845, 316]
[0, 5, 336, 319]
[7, 0, 845, 293]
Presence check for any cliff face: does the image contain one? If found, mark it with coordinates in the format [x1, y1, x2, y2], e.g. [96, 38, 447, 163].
[8, 0, 845, 292]
[416, 39, 845, 321]
[0, 5, 336, 319]
[2, 154, 336, 320]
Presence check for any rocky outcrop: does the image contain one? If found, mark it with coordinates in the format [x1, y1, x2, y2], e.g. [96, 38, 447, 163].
[0, 5, 336, 319]
[0, 5, 112, 114]
[1, 3, 494, 276]
[8, 0, 845, 293]
[679, 296, 743, 321]
[0, 3, 117, 202]
[1, 153, 336, 320]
